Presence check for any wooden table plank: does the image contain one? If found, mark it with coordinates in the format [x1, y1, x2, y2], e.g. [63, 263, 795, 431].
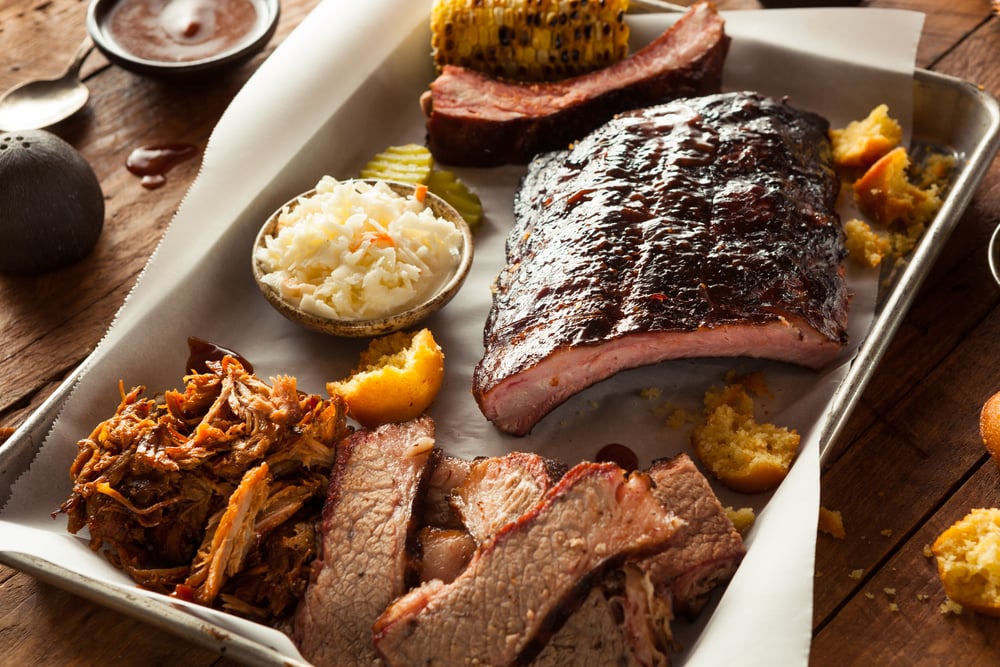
[813, 460, 1000, 666]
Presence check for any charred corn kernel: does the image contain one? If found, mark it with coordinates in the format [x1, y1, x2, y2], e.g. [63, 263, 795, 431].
[430, 0, 630, 82]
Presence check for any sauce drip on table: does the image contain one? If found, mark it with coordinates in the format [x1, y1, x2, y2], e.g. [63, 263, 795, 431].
[105, 0, 260, 63]
[126, 143, 197, 189]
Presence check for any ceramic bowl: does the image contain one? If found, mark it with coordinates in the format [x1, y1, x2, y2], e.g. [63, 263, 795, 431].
[990, 223, 1000, 287]
[86, 0, 280, 79]
[252, 179, 474, 338]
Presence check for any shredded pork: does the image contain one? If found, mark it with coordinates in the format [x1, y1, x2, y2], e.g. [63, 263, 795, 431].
[57, 355, 350, 624]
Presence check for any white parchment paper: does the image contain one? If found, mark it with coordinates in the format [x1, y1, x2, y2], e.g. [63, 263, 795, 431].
[0, 2, 924, 665]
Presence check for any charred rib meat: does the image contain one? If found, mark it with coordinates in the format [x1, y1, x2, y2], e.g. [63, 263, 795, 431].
[473, 91, 849, 435]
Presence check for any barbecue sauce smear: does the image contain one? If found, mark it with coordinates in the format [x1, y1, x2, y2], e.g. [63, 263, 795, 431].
[126, 143, 197, 189]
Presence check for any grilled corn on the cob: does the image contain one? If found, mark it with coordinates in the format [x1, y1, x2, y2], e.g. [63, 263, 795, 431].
[430, 0, 630, 82]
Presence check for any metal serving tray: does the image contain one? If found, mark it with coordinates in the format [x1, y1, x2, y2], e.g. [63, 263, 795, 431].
[0, 67, 998, 666]
[817, 68, 1000, 465]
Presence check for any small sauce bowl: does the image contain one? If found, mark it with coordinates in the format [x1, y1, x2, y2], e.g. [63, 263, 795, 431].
[989, 222, 1000, 287]
[86, 0, 279, 78]
[252, 179, 475, 338]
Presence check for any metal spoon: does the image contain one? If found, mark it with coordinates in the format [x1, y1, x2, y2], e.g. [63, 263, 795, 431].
[0, 37, 95, 132]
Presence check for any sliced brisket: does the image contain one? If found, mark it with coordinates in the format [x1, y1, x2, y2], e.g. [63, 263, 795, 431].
[473, 91, 848, 435]
[417, 526, 476, 584]
[292, 417, 436, 666]
[372, 462, 685, 666]
[419, 453, 471, 530]
[451, 451, 567, 543]
[642, 454, 746, 617]
[423, 1, 728, 166]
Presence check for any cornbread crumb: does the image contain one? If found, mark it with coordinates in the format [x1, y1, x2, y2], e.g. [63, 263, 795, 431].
[923, 544, 934, 558]
[691, 383, 800, 494]
[844, 218, 890, 267]
[888, 602, 900, 612]
[917, 594, 930, 602]
[723, 370, 771, 397]
[639, 387, 662, 400]
[932, 508, 1000, 616]
[829, 104, 902, 168]
[724, 506, 756, 535]
[915, 152, 957, 190]
[665, 407, 697, 429]
[864, 591, 875, 600]
[819, 506, 847, 539]
[881, 528, 893, 537]
[854, 146, 944, 235]
[940, 598, 963, 615]
[327, 328, 445, 428]
[850, 569, 864, 580]
[884, 587, 897, 597]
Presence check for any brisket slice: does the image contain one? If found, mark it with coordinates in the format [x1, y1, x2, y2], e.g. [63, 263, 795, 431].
[473, 91, 848, 435]
[450, 452, 671, 666]
[417, 526, 476, 585]
[451, 451, 567, 543]
[372, 462, 685, 666]
[642, 454, 746, 618]
[534, 578, 646, 667]
[536, 565, 675, 667]
[423, 1, 728, 167]
[419, 453, 471, 530]
[292, 417, 436, 667]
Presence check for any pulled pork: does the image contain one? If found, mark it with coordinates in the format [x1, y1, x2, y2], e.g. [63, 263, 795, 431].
[57, 356, 350, 625]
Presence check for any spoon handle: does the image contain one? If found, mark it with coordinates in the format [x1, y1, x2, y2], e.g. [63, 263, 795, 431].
[66, 36, 96, 78]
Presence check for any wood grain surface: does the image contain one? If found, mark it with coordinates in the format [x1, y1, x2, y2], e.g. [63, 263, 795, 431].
[2, 1, 999, 665]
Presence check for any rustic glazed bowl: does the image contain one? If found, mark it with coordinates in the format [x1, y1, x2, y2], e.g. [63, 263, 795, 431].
[252, 179, 474, 338]
[990, 223, 1000, 288]
[86, 0, 280, 79]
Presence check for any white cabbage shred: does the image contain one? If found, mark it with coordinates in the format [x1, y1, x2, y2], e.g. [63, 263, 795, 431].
[255, 177, 463, 321]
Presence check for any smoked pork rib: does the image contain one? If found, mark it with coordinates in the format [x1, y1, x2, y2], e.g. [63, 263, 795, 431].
[473, 91, 848, 435]
[423, 1, 728, 167]
[292, 417, 436, 667]
[371, 462, 685, 666]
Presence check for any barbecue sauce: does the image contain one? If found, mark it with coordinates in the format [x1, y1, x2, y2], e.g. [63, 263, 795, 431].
[126, 143, 197, 189]
[595, 443, 639, 473]
[105, 0, 261, 63]
[186, 336, 253, 374]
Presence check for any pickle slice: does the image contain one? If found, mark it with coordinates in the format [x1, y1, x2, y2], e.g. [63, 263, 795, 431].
[360, 144, 433, 184]
[427, 168, 484, 232]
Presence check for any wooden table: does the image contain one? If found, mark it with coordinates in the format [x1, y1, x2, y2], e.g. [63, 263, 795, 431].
[1, 0, 998, 664]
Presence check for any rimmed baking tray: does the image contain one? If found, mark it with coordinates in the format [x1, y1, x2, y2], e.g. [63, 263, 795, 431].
[818, 67, 1000, 465]
[1, 11, 998, 666]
